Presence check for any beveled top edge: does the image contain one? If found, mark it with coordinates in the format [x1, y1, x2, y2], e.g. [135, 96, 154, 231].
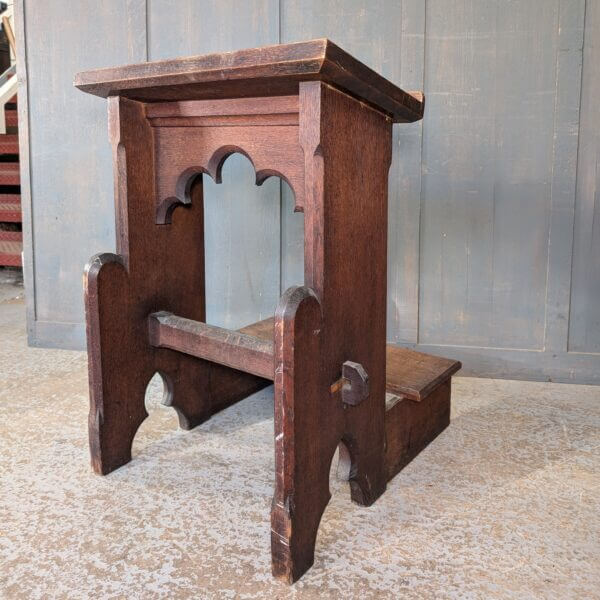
[74, 39, 328, 90]
[74, 39, 424, 123]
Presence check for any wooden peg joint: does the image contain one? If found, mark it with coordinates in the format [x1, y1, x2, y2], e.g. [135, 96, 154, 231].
[329, 360, 370, 406]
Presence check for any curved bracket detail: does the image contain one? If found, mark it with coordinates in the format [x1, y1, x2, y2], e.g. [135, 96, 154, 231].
[156, 146, 301, 224]
[156, 166, 206, 225]
[207, 145, 255, 184]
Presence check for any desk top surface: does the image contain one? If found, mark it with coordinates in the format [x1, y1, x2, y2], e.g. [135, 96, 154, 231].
[74, 39, 423, 123]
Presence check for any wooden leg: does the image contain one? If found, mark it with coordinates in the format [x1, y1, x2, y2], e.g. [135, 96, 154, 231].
[85, 253, 152, 475]
[335, 403, 387, 506]
[339, 433, 387, 507]
[271, 286, 333, 583]
[85, 253, 210, 474]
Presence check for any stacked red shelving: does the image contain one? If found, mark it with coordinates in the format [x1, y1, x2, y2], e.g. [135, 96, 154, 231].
[0, 94, 21, 267]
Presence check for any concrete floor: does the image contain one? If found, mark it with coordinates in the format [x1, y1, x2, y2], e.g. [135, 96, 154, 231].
[1, 273, 599, 599]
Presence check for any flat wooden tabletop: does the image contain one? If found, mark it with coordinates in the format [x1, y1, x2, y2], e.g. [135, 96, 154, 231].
[74, 39, 424, 123]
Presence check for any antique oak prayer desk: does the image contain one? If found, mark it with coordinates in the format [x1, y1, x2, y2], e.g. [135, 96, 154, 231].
[75, 39, 461, 584]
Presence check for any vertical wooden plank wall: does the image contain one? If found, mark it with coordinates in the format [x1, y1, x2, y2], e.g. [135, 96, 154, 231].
[19, 0, 147, 347]
[416, 0, 590, 381]
[569, 0, 600, 354]
[420, 0, 558, 350]
[17, 0, 600, 383]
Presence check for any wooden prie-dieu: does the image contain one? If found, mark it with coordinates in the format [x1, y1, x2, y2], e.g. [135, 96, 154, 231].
[75, 39, 461, 583]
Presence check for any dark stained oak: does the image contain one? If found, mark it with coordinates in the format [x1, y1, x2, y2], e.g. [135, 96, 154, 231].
[386, 345, 461, 401]
[74, 39, 424, 123]
[77, 39, 458, 585]
[149, 311, 274, 380]
[271, 286, 327, 582]
[384, 381, 453, 480]
[239, 316, 275, 340]
[84, 96, 271, 476]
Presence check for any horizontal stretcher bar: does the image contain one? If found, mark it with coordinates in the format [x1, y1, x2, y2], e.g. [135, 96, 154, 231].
[148, 311, 274, 380]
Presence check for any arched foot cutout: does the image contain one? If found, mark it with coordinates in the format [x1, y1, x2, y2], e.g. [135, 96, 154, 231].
[310, 452, 360, 573]
[131, 372, 180, 459]
[336, 440, 352, 481]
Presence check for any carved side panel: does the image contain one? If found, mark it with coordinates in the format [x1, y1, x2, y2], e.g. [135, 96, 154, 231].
[299, 81, 392, 505]
[149, 97, 305, 224]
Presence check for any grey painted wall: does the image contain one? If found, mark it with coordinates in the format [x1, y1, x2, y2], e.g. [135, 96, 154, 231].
[16, 0, 600, 383]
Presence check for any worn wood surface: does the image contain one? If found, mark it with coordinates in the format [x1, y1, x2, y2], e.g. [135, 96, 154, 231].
[237, 315, 460, 402]
[386, 345, 460, 401]
[76, 38, 464, 583]
[148, 94, 303, 331]
[384, 380, 452, 480]
[271, 285, 326, 583]
[74, 39, 424, 123]
[86, 86, 303, 476]
[150, 97, 304, 222]
[293, 80, 392, 519]
[149, 311, 274, 380]
[84, 96, 269, 475]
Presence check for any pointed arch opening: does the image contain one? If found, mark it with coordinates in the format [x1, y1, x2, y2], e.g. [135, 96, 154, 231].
[131, 372, 179, 460]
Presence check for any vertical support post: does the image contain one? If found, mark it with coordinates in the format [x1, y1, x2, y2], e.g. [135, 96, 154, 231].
[299, 81, 392, 506]
[271, 285, 329, 583]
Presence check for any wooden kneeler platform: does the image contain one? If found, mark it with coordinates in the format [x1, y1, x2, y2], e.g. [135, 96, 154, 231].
[75, 39, 461, 584]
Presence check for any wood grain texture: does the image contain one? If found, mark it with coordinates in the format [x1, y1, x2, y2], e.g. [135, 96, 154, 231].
[298, 80, 391, 514]
[420, 0, 565, 350]
[271, 285, 326, 583]
[384, 380, 452, 480]
[152, 100, 304, 220]
[149, 98, 303, 331]
[236, 315, 461, 401]
[76, 39, 464, 584]
[148, 311, 274, 380]
[238, 316, 275, 342]
[386, 346, 460, 401]
[544, 0, 585, 353]
[85, 97, 269, 475]
[74, 39, 424, 123]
